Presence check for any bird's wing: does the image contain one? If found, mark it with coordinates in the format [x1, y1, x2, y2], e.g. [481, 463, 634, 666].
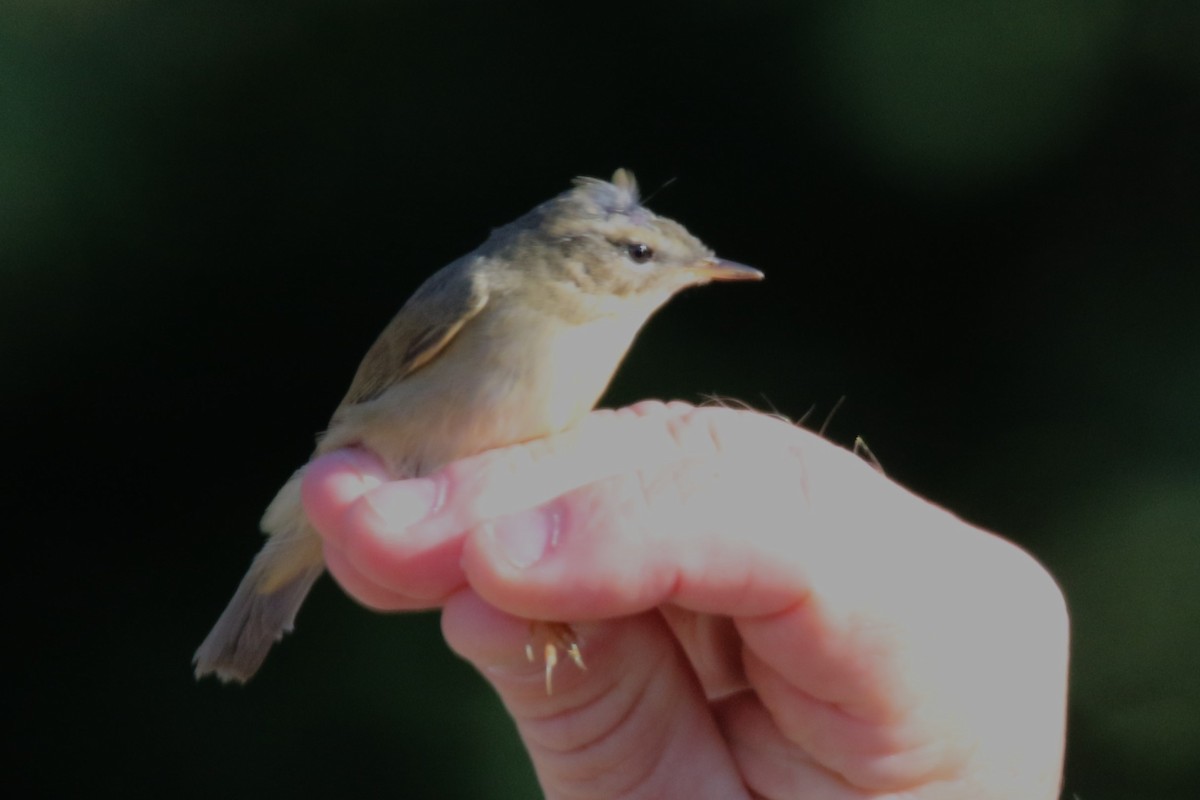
[337, 258, 490, 407]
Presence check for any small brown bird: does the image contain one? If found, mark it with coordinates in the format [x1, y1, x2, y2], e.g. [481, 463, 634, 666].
[194, 169, 762, 684]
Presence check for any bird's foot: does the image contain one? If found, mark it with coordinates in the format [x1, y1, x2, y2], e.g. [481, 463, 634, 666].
[525, 621, 585, 694]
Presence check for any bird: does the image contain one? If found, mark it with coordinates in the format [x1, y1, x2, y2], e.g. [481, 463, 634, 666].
[194, 168, 762, 685]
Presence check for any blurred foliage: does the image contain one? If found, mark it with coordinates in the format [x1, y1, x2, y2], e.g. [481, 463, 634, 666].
[809, 0, 1127, 187]
[3, 0, 1198, 797]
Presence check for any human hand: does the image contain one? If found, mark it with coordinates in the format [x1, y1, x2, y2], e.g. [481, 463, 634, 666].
[301, 402, 1068, 799]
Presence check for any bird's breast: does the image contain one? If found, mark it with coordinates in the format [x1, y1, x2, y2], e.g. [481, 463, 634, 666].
[329, 308, 648, 478]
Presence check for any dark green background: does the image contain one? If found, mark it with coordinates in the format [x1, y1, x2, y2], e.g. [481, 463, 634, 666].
[5, 1, 1198, 797]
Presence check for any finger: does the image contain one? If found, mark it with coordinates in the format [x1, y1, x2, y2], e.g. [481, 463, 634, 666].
[300, 448, 390, 550]
[302, 447, 465, 607]
[658, 607, 748, 700]
[440, 589, 751, 800]
[320, 540, 429, 612]
[300, 402, 703, 608]
[459, 405, 821, 621]
[714, 693, 876, 800]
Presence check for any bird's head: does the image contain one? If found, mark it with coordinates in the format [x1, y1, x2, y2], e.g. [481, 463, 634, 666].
[486, 169, 761, 320]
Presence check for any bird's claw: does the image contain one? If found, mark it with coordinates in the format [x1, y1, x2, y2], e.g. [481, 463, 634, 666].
[526, 622, 586, 694]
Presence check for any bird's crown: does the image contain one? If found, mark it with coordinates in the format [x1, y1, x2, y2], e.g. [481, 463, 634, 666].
[532, 169, 709, 269]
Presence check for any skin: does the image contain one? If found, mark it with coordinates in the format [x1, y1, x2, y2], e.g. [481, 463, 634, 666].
[301, 401, 1070, 800]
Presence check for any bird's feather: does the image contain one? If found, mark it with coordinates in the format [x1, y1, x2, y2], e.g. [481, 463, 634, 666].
[339, 259, 490, 407]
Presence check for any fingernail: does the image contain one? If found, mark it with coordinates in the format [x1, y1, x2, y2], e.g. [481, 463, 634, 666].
[323, 450, 387, 502]
[489, 505, 561, 569]
[364, 478, 442, 536]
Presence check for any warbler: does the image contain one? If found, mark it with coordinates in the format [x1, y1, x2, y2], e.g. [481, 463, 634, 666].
[194, 169, 762, 684]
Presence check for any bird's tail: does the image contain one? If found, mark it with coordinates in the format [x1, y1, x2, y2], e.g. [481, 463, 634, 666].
[194, 472, 325, 683]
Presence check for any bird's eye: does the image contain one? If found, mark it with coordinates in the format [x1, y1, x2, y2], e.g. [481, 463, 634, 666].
[626, 243, 654, 263]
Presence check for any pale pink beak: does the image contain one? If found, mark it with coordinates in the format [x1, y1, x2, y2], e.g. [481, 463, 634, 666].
[693, 258, 764, 281]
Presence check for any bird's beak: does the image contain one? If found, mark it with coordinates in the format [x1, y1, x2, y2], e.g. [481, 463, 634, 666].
[692, 258, 764, 282]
